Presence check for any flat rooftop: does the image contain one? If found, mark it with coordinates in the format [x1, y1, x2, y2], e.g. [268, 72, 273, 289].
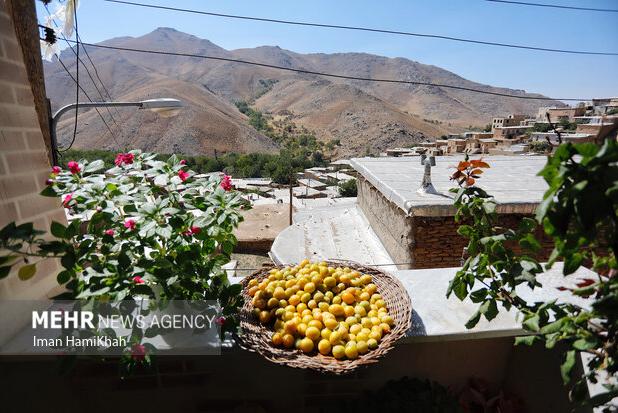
[350, 156, 548, 216]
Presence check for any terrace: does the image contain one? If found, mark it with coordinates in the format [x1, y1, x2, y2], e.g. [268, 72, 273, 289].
[0, 1, 616, 412]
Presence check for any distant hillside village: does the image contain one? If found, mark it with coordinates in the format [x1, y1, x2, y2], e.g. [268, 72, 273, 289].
[224, 98, 617, 207]
[384, 97, 618, 157]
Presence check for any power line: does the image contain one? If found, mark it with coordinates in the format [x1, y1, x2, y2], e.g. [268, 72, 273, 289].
[77, 33, 122, 116]
[102, 0, 618, 56]
[43, 6, 122, 133]
[58, 36, 122, 133]
[61, 39, 597, 102]
[68, 4, 79, 153]
[56, 57, 121, 149]
[485, 0, 618, 13]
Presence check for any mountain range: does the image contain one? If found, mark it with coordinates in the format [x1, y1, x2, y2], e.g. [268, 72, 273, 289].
[44, 27, 559, 156]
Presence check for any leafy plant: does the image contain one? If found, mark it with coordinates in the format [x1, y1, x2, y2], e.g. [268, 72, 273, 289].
[528, 140, 553, 154]
[1, 151, 246, 339]
[338, 178, 358, 197]
[447, 140, 618, 409]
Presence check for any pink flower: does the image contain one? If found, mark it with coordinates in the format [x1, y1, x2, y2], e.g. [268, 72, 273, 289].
[51, 166, 61, 174]
[104, 229, 115, 236]
[67, 161, 81, 174]
[215, 316, 226, 326]
[131, 343, 146, 361]
[124, 219, 136, 230]
[133, 275, 144, 284]
[179, 159, 186, 165]
[220, 175, 232, 191]
[114, 152, 134, 166]
[178, 170, 189, 182]
[182, 226, 201, 236]
[62, 193, 73, 207]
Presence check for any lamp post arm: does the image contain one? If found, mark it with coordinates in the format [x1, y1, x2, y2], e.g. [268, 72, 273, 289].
[50, 102, 142, 165]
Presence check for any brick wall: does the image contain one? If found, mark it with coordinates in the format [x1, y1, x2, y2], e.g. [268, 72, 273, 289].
[0, 0, 67, 342]
[412, 215, 554, 269]
[356, 178, 554, 270]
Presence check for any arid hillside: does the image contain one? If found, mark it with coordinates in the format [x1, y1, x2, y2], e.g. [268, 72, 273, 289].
[44, 27, 559, 156]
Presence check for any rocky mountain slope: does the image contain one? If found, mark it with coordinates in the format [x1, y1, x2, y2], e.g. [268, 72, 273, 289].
[44, 27, 558, 156]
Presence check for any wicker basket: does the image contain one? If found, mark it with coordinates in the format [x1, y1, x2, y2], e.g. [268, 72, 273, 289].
[237, 260, 412, 374]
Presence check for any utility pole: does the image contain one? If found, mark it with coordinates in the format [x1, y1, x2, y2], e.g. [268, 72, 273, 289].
[288, 175, 293, 225]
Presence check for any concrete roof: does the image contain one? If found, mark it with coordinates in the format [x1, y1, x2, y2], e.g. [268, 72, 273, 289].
[270, 203, 396, 271]
[330, 159, 352, 165]
[324, 172, 355, 182]
[236, 204, 290, 244]
[494, 125, 533, 129]
[350, 156, 548, 216]
[297, 178, 327, 189]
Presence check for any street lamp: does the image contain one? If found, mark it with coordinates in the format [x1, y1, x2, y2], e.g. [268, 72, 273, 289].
[50, 98, 183, 165]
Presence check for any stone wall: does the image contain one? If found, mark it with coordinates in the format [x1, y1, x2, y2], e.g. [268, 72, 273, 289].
[356, 177, 414, 268]
[0, 0, 67, 343]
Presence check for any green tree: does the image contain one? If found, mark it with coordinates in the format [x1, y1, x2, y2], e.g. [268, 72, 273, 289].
[338, 179, 358, 197]
[448, 141, 618, 409]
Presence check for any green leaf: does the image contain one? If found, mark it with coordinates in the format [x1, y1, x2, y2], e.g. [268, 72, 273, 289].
[465, 309, 481, 329]
[564, 253, 584, 275]
[50, 221, 67, 239]
[519, 233, 541, 252]
[482, 201, 496, 214]
[56, 270, 71, 284]
[0, 255, 17, 266]
[469, 288, 487, 303]
[480, 299, 498, 321]
[518, 217, 537, 233]
[18, 264, 36, 280]
[39, 185, 57, 197]
[457, 225, 474, 237]
[560, 350, 576, 384]
[84, 159, 105, 173]
[573, 336, 597, 351]
[448, 277, 468, 301]
[535, 194, 554, 222]
[523, 314, 540, 332]
[514, 335, 537, 346]
[539, 318, 566, 334]
[0, 266, 11, 279]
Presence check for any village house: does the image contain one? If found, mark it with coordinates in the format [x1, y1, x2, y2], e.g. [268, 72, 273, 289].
[537, 105, 586, 122]
[445, 138, 467, 154]
[491, 114, 526, 130]
[530, 132, 596, 145]
[574, 115, 618, 141]
[349, 156, 553, 269]
[492, 125, 532, 140]
[591, 97, 618, 114]
[462, 131, 493, 140]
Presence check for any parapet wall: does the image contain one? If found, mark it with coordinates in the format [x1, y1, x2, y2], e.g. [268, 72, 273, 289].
[356, 177, 414, 268]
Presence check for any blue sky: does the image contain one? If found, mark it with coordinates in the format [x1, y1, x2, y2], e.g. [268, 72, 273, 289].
[39, 0, 618, 100]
